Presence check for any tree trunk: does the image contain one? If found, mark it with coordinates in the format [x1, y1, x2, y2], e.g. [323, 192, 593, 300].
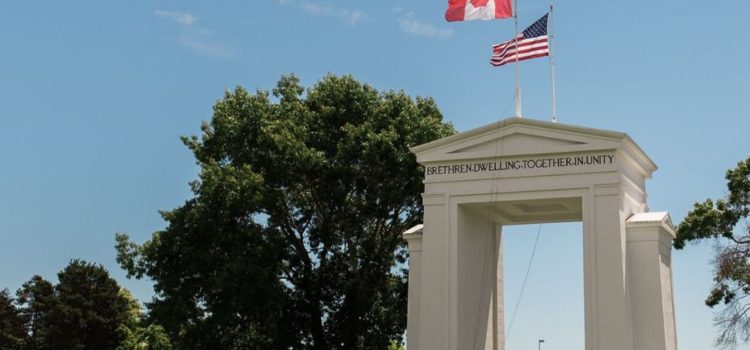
[308, 297, 327, 350]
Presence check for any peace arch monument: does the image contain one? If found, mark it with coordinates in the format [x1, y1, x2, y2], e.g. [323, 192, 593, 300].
[403, 118, 678, 350]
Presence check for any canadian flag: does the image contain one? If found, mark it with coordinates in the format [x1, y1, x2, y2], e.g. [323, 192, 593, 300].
[445, 0, 513, 22]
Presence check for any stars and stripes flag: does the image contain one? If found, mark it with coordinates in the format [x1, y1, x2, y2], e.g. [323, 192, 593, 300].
[445, 0, 512, 22]
[491, 13, 549, 67]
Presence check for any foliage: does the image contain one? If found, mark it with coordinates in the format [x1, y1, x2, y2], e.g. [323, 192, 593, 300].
[0, 289, 25, 350]
[116, 324, 172, 350]
[387, 341, 406, 350]
[15, 276, 57, 350]
[115, 288, 172, 350]
[12, 260, 137, 350]
[56, 260, 135, 349]
[674, 155, 750, 347]
[119, 288, 143, 327]
[116, 74, 455, 349]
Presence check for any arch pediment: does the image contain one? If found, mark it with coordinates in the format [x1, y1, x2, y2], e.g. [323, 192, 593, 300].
[411, 118, 656, 179]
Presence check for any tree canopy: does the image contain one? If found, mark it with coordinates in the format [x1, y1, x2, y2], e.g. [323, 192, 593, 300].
[675, 155, 750, 346]
[116, 324, 172, 350]
[116, 74, 455, 350]
[8, 260, 140, 350]
[14, 276, 56, 350]
[0, 289, 25, 350]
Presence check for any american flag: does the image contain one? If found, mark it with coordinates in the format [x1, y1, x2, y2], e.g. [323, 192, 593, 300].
[491, 14, 549, 67]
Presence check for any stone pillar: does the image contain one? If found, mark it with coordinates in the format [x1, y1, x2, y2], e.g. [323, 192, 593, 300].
[583, 185, 634, 350]
[455, 207, 503, 350]
[484, 225, 504, 350]
[626, 212, 678, 350]
[404, 224, 424, 350]
[418, 194, 450, 350]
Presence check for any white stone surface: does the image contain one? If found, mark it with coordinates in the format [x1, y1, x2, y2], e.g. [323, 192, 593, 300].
[404, 118, 677, 350]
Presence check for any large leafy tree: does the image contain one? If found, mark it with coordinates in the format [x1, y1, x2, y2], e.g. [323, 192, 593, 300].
[674, 156, 750, 347]
[116, 74, 454, 349]
[0, 289, 25, 350]
[14, 260, 136, 350]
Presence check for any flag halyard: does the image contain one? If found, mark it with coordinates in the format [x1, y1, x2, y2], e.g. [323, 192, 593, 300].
[491, 14, 549, 67]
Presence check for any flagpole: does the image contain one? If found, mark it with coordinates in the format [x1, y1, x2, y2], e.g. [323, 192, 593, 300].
[513, 0, 522, 118]
[548, 1, 557, 122]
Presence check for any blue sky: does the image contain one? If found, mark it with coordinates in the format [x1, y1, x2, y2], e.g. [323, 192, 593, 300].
[0, 1, 748, 349]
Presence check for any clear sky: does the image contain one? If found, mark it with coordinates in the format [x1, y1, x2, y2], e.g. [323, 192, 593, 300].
[1, 1, 748, 349]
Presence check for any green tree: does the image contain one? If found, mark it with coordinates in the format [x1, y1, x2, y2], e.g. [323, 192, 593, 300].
[115, 285, 172, 350]
[0, 289, 25, 350]
[118, 288, 142, 327]
[116, 74, 455, 350]
[674, 155, 750, 347]
[54, 260, 134, 350]
[116, 324, 172, 350]
[15, 276, 57, 350]
[387, 341, 406, 350]
[15, 261, 135, 350]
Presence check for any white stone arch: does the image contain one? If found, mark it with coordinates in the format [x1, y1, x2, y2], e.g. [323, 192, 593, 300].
[403, 118, 677, 350]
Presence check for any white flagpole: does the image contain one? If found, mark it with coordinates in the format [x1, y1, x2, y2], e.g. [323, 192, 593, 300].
[549, 1, 558, 122]
[513, 0, 522, 118]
